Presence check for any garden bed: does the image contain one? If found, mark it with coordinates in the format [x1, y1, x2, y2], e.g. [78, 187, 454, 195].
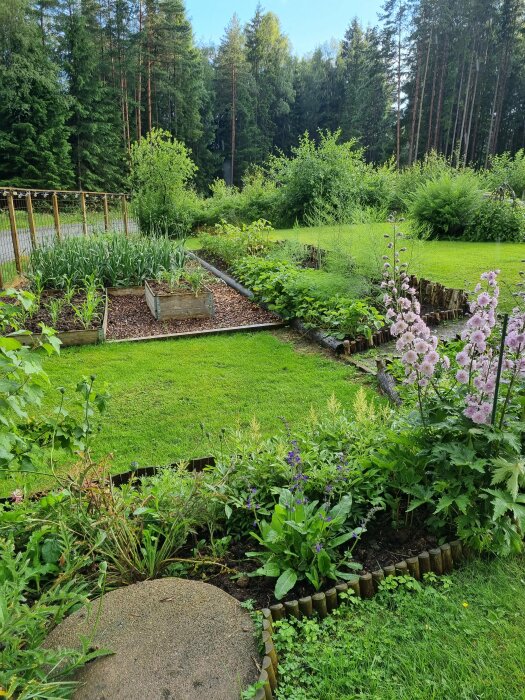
[12, 289, 108, 347]
[105, 277, 282, 341]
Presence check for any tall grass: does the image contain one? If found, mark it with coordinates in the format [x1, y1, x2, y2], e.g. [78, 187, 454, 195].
[28, 233, 186, 289]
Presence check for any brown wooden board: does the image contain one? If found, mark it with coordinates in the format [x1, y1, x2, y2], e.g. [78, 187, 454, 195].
[145, 279, 215, 321]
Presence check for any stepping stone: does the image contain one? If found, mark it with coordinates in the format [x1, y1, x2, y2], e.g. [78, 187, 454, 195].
[44, 578, 258, 700]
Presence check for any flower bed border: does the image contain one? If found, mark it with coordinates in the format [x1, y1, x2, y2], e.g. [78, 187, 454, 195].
[252, 539, 465, 700]
[191, 252, 469, 356]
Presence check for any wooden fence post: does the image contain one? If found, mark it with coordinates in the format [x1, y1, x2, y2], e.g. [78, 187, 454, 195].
[80, 192, 88, 236]
[121, 194, 129, 236]
[25, 192, 38, 249]
[7, 191, 22, 274]
[103, 194, 110, 231]
[52, 192, 61, 240]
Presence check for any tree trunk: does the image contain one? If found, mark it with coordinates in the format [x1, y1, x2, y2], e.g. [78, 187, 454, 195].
[414, 28, 432, 163]
[231, 62, 237, 185]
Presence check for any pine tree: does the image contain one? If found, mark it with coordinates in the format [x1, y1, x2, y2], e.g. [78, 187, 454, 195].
[57, 0, 125, 191]
[214, 15, 256, 184]
[0, 0, 72, 188]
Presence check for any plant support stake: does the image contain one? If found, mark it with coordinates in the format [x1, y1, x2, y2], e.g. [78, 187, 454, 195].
[491, 313, 509, 426]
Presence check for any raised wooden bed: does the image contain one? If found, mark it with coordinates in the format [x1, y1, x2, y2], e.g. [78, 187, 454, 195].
[145, 279, 215, 321]
[14, 290, 108, 348]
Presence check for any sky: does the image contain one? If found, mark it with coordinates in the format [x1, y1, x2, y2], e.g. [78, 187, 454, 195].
[185, 0, 385, 56]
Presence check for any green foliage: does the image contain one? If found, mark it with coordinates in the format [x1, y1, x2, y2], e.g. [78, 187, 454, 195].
[0, 537, 108, 699]
[199, 219, 272, 267]
[232, 256, 383, 340]
[487, 150, 525, 198]
[267, 130, 373, 227]
[29, 234, 184, 289]
[409, 173, 483, 239]
[248, 489, 361, 599]
[0, 0, 73, 189]
[130, 128, 199, 237]
[464, 197, 525, 242]
[199, 173, 279, 226]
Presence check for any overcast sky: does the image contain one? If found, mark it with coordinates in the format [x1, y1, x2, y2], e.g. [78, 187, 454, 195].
[185, 0, 385, 55]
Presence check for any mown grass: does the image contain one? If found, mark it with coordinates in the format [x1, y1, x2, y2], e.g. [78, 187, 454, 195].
[273, 557, 525, 700]
[271, 223, 525, 310]
[0, 330, 371, 496]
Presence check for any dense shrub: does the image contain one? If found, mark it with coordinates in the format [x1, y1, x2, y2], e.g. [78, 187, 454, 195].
[198, 172, 278, 227]
[409, 172, 482, 239]
[486, 149, 525, 198]
[29, 233, 185, 289]
[389, 151, 457, 211]
[464, 197, 525, 242]
[198, 219, 273, 267]
[130, 128, 199, 237]
[267, 130, 375, 226]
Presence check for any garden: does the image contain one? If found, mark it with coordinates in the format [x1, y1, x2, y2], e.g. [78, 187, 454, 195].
[2, 130, 525, 700]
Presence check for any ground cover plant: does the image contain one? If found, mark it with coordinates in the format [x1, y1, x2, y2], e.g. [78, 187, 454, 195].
[270, 557, 525, 700]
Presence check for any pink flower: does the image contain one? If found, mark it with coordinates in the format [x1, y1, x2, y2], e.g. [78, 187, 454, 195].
[415, 340, 428, 354]
[456, 370, 469, 384]
[10, 489, 23, 503]
[403, 350, 418, 365]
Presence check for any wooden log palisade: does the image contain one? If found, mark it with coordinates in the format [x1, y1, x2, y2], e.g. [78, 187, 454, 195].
[252, 539, 466, 700]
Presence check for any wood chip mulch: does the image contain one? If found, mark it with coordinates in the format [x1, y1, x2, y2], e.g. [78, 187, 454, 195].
[106, 279, 282, 340]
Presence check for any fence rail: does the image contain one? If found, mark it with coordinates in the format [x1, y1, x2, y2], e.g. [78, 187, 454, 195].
[0, 187, 136, 288]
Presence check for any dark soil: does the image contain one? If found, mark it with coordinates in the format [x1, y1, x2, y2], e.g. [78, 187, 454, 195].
[14, 290, 103, 333]
[106, 278, 281, 340]
[188, 522, 440, 610]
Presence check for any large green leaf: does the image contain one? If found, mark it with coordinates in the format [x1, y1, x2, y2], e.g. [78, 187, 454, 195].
[275, 568, 297, 600]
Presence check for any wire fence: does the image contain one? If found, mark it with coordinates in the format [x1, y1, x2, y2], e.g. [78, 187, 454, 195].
[0, 187, 137, 288]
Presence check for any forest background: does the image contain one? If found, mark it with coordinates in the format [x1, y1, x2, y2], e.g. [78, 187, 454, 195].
[1, 0, 524, 193]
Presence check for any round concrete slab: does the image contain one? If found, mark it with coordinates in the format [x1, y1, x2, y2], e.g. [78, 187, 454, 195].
[44, 578, 258, 700]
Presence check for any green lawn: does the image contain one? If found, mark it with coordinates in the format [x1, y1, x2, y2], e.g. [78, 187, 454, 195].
[271, 223, 525, 310]
[1, 330, 370, 496]
[274, 556, 525, 700]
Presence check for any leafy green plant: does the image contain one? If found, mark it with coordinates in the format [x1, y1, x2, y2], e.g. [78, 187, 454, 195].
[130, 127, 199, 237]
[464, 196, 525, 242]
[409, 172, 482, 239]
[71, 276, 105, 330]
[199, 219, 272, 267]
[248, 488, 363, 599]
[45, 297, 65, 327]
[0, 537, 108, 699]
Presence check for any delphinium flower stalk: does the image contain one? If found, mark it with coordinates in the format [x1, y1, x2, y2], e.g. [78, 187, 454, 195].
[455, 271, 500, 424]
[382, 223, 448, 419]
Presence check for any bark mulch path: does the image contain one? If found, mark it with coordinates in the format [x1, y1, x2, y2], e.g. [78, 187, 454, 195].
[106, 279, 281, 340]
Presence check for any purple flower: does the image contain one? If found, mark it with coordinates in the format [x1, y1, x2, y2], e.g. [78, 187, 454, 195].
[315, 543, 323, 552]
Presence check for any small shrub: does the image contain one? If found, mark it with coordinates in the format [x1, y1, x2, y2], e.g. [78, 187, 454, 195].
[464, 197, 525, 242]
[199, 219, 273, 267]
[130, 128, 199, 237]
[486, 149, 525, 199]
[409, 173, 482, 239]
